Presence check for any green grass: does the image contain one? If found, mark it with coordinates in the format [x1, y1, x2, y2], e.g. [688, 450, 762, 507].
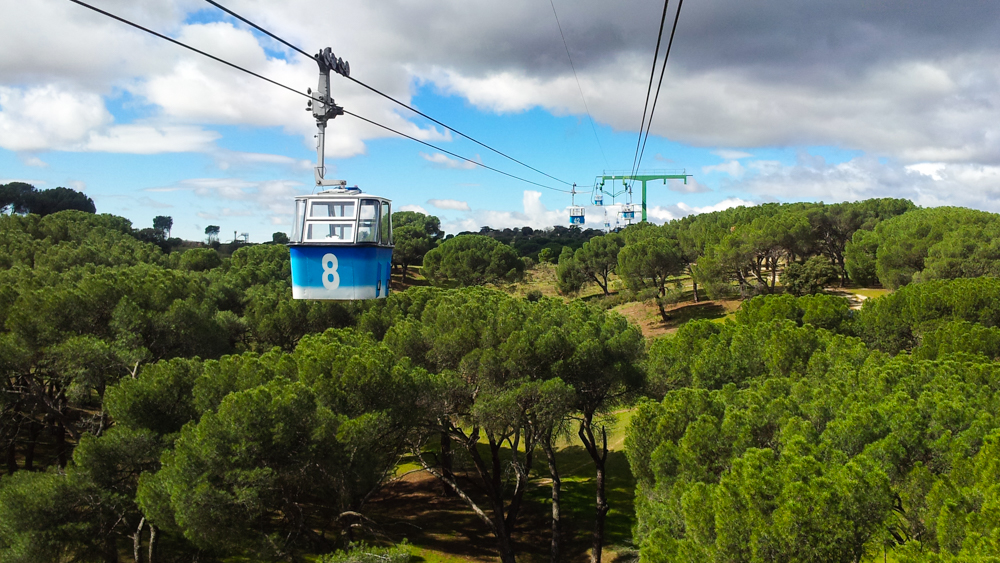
[850, 288, 890, 299]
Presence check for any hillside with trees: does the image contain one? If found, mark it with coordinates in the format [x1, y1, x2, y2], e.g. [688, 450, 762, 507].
[3, 198, 1000, 562]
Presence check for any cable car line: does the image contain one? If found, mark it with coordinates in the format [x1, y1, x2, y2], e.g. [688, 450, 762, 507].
[66, 0, 573, 194]
[67, 0, 307, 102]
[203, 0, 314, 59]
[627, 0, 672, 187]
[548, 0, 608, 168]
[202, 0, 575, 188]
[343, 111, 572, 193]
[633, 0, 685, 176]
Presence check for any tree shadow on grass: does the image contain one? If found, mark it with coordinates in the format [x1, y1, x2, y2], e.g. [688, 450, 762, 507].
[364, 442, 637, 563]
[660, 301, 729, 327]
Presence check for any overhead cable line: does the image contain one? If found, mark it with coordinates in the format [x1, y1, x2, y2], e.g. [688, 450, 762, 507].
[548, 0, 609, 168]
[633, 0, 685, 176]
[204, 0, 575, 187]
[67, 0, 307, 101]
[344, 111, 571, 193]
[627, 0, 672, 186]
[66, 0, 573, 194]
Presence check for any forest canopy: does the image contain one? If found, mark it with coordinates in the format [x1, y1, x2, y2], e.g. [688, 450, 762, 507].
[4, 199, 1000, 563]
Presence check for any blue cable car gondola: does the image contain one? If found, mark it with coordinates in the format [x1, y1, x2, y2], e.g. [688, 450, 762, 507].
[621, 203, 636, 221]
[288, 49, 393, 300]
[569, 206, 586, 225]
[289, 185, 393, 300]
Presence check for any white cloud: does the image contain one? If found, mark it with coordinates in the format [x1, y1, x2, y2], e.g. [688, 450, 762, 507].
[702, 160, 745, 178]
[668, 177, 712, 194]
[442, 190, 563, 232]
[213, 150, 313, 173]
[428, 198, 471, 211]
[905, 162, 947, 181]
[725, 156, 1000, 212]
[136, 196, 173, 209]
[713, 150, 753, 160]
[146, 177, 305, 218]
[646, 197, 756, 223]
[0, 86, 111, 151]
[399, 204, 428, 214]
[22, 156, 47, 167]
[85, 125, 220, 154]
[419, 152, 479, 169]
[5, 0, 1000, 222]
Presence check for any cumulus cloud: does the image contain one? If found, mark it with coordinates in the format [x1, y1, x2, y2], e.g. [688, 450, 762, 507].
[713, 150, 752, 160]
[136, 196, 173, 209]
[145, 176, 305, 222]
[442, 190, 564, 232]
[4, 0, 1000, 215]
[428, 198, 471, 211]
[22, 156, 47, 167]
[669, 177, 712, 194]
[7, 0, 1000, 168]
[85, 125, 220, 154]
[399, 204, 428, 214]
[702, 161, 744, 178]
[723, 155, 1000, 212]
[0, 86, 111, 152]
[419, 152, 479, 170]
[646, 197, 757, 222]
[439, 191, 757, 232]
[213, 150, 313, 173]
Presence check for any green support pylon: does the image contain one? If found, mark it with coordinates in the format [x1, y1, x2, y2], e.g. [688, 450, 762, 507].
[596, 173, 692, 222]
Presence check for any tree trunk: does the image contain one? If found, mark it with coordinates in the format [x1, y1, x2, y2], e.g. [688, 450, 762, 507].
[24, 420, 39, 471]
[104, 535, 119, 563]
[542, 436, 562, 563]
[494, 523, 517, 563]
[5, 440, 17, 474]
[655, 299, 671, 323]
[134, 518, 145, 563]
[148, 524, 157, 563]
[440, 430, 454, 496]
[595, 276, 609, 296]
[54, 421, 68, 468]
[579, 419, 609, 563]
[692, 279, 700, 303]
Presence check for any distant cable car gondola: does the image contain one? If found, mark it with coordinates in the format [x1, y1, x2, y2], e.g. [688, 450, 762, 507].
[568, 183, 585, 225]
[289, 183, 393, 300]
[622, 203, 636, 221]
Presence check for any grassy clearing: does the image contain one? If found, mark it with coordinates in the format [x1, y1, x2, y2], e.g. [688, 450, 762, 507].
[507, 263, 609, 302]
[849, 287, 890, 299]
[613, 299, 741, 339]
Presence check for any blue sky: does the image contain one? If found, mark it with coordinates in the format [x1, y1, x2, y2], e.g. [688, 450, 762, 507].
[3, 0, 1000, 241]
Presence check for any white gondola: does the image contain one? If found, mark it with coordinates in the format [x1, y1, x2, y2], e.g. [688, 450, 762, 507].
[594, 190, 604, 206]
[289, 48, 394, 300]
[569, 206, 586, 225]
[289, 184, 393, 300]
[621, 203, 636, 221]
